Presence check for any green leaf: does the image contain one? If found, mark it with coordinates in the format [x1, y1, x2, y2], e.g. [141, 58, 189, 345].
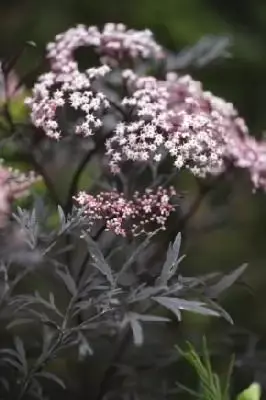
[176, 339, 229, 400]
[237, 383, 261, 400]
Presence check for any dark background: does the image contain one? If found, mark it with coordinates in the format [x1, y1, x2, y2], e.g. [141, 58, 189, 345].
[1, 0, 266, 397]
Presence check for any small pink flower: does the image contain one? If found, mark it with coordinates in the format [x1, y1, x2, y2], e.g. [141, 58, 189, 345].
[74, 186, 177, 236]
[46, 23, 163, 72]
[25, 67, 110, 139]
[107, 71, 249, 178]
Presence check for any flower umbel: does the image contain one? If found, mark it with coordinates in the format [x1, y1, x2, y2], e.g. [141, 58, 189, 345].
[26, 23, 266, 193]
[47, 23, 164, 72]
[25, 66, 110, 139]
[107, 71, 249, 178]
[106, 72, 170, 173]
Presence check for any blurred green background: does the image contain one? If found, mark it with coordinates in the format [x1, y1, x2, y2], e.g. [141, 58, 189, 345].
[1, 0, 266, 396]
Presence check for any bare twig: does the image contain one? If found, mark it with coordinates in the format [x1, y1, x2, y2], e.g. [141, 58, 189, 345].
[64, 130, 113, 215]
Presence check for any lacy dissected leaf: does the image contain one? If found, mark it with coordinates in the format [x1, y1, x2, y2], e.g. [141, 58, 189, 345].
[82, 231, 114, 286]
[206, 263, 248, 298]
[35, 371, 66, 390]
[117, 229, 159, 283]
[153, 296, 220, 321]
[158, 232, 182, 286]
[126, 313, 144, 346]
[167, 35, 231, 70]
[55, 268, 77, 296]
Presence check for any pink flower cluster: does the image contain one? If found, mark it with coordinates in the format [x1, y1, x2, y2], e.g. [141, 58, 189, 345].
[106, 72, 170, 173]
[73, 186, 177, 236]
[47, 23, 163, 71]
[106, 71, 248, 177]
[107, 70, 266, 191]
[164, 73, 247, 177]
[25, 66, 110, 139]
[26, 23, 266, 192]
[26, 22, 162, 140]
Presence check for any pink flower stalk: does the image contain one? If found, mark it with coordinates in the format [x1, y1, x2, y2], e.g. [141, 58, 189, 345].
[47, 23, 163, 72]
[0, 165, 40, 228]
[73, 186, 177, 236]
[25, 66, 110, 139]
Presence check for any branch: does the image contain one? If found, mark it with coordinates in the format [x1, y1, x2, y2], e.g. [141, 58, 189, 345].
[94, 167, 234, 400]
[76, 225, 106, 327]
[176, 165, 233, 234]
[95, 327, 131, 400]
[64, 96, 127, 216]
[64, 130, 113, 215]
[27, 152, 62, 206]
